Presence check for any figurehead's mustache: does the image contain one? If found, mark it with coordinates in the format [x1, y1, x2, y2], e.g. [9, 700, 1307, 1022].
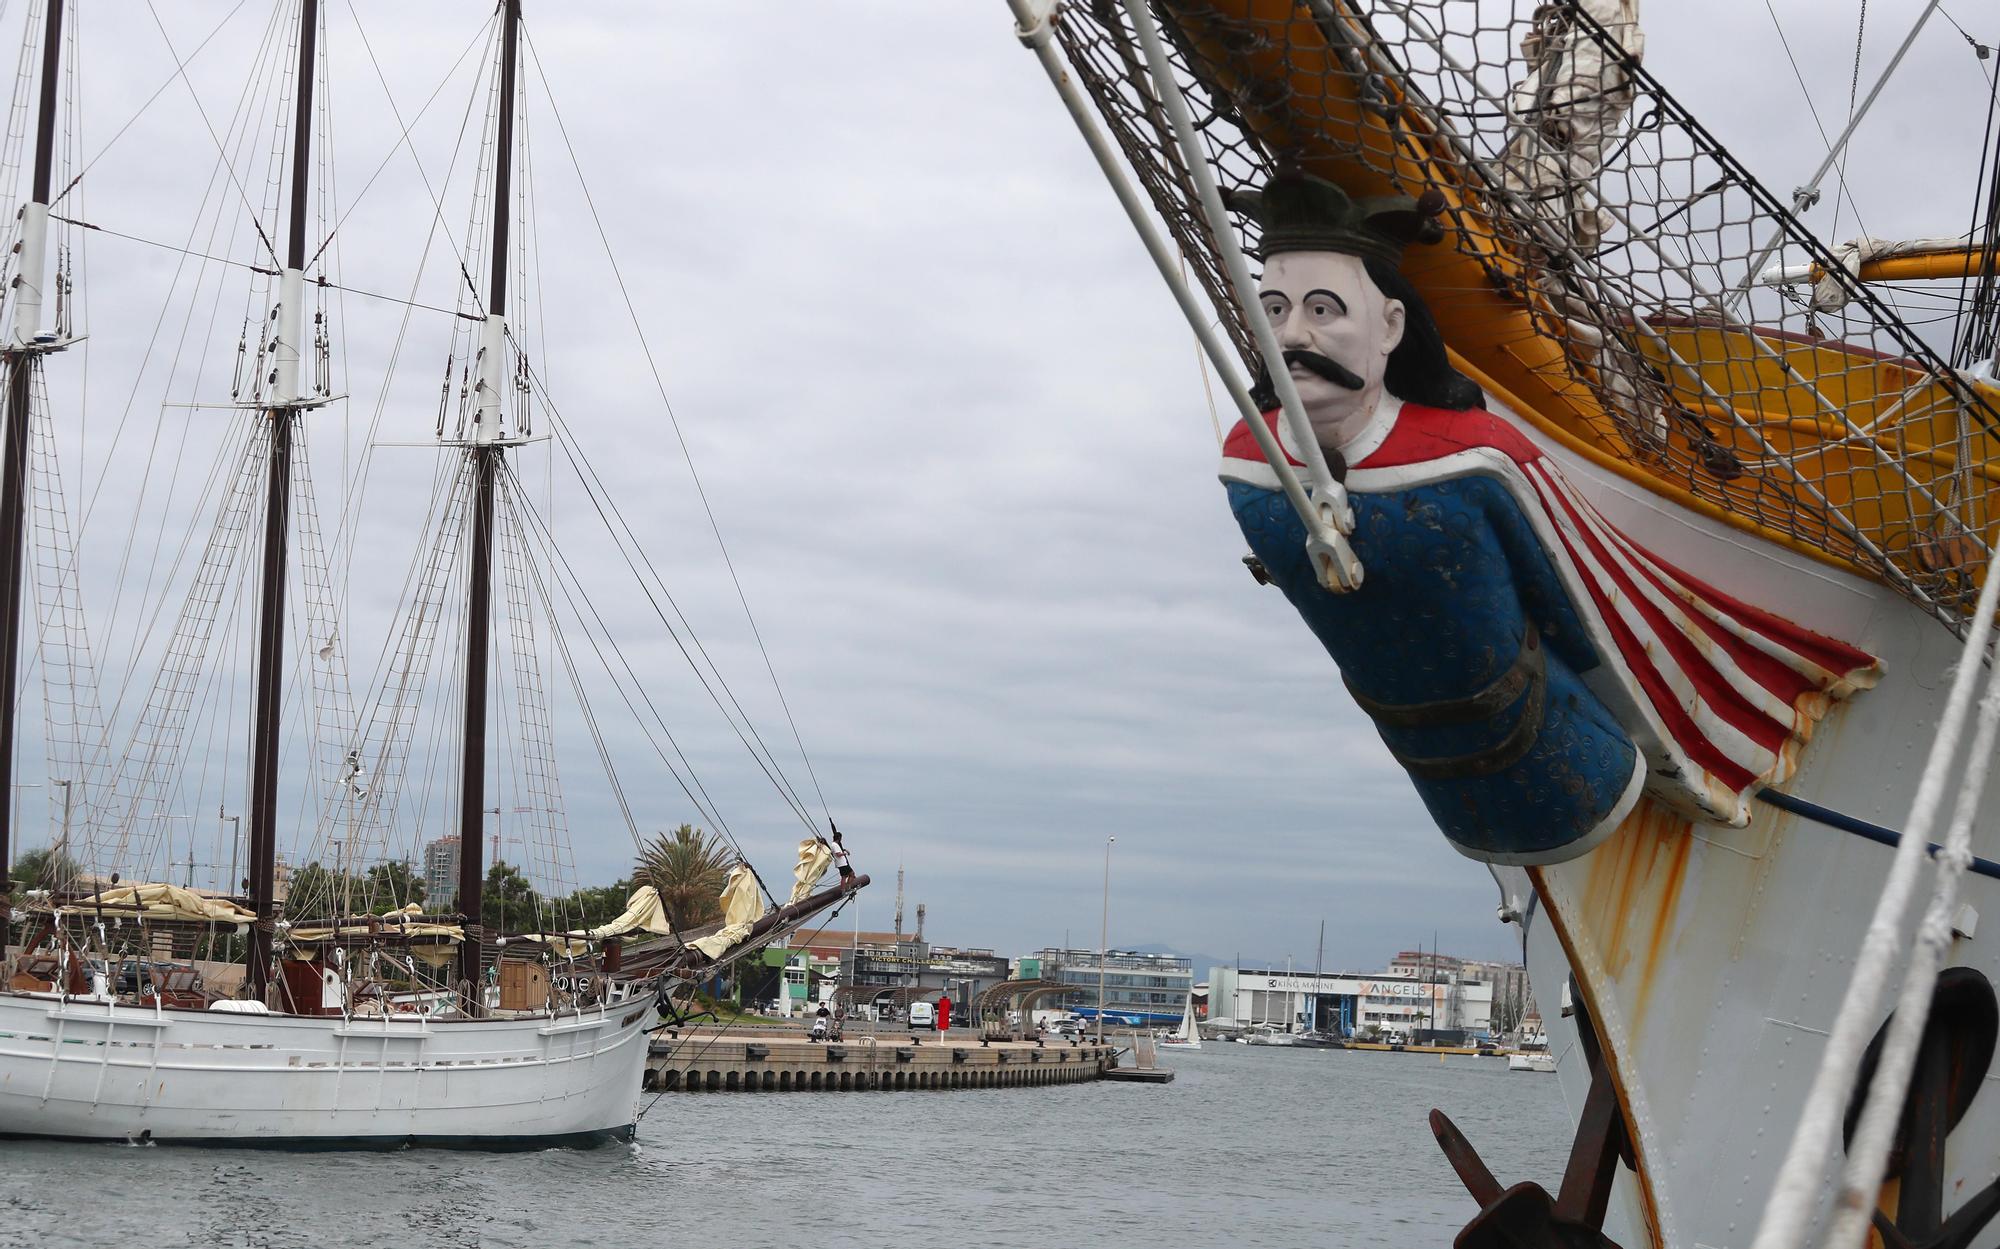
[1284, 350, 1366, 391]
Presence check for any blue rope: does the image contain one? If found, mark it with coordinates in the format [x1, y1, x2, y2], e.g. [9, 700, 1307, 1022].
[1756, 788, 2000, 881]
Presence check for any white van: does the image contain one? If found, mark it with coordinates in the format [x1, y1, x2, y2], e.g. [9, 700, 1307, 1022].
[907, 1000, 937, 1030]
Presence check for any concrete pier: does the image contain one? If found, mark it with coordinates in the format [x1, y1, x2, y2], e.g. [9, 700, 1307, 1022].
[644, 1030, 1117, 1092]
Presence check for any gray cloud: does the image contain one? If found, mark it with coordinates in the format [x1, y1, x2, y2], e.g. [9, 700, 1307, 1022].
[8, 1, 1983, 976]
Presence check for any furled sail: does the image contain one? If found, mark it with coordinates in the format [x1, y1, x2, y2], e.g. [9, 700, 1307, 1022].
[1500, 0, 1644, 251]
[287, 902, 464, 946]
[788, 837, 833, 904]
[690, 864, 765, 959]
[38, 881, 256, 928]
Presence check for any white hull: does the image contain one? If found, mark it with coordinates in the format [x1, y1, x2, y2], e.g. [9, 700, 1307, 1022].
[0, 991, 655, 1146]
[1506, 1051, 1556, 1074]
[1483, 398, 2000, 1246]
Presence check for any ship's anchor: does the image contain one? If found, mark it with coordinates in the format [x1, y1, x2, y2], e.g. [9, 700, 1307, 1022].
[1429, 984, 1632, 1248]
[1843, 967, 2000, 1249]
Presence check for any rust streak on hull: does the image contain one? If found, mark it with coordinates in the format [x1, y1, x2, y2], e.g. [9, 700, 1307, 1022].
[1579, 799, 1696, 1036]
[1530, 863, 1667, 1249]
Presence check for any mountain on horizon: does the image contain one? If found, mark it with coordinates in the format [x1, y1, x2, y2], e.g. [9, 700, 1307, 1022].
[1127, 942, 1266, 978]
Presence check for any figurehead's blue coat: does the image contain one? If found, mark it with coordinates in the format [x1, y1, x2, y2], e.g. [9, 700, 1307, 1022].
[1222, 394, 1880, 864]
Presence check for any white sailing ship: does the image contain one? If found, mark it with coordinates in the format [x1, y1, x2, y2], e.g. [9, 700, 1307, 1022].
[0, 990, 655, 1146]
[0, 0, 860, 1148]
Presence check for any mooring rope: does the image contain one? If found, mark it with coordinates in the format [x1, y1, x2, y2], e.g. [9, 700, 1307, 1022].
[633, 893, 853, 1124]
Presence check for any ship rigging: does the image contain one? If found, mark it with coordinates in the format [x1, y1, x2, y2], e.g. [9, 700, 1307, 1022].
[0, 0, 862, 1148]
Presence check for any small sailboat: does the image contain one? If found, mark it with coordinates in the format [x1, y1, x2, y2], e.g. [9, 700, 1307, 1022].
[1159, 991, 1202, 1049]
[1508, 1034, 1557, 1074]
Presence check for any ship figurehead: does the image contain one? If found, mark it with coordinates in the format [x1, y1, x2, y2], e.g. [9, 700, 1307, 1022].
[1219, 169, 1883, 866]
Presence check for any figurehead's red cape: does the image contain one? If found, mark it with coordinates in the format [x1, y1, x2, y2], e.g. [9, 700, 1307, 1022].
[1221, 396, 1881, 826]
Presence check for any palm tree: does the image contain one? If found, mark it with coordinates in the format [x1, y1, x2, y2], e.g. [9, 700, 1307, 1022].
[636, 824, 734, 932]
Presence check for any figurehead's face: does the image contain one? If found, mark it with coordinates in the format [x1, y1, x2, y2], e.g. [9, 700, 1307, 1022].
[1258, 250, 1405, 450]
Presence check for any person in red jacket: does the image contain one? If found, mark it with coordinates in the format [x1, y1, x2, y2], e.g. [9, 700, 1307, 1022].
[936, 993, 952, 1033]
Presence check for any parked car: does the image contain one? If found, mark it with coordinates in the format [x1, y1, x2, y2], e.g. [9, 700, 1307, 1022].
[115, 959, 194, 995]
[907, 1000, 937, 1030]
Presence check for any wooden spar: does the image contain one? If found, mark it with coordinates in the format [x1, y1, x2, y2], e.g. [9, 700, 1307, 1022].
[1763, 246, 2000, 289]
[1852, 249, 1998, 284]
[0, 0, 64, 922]
[456, 0, 520, 994]
[485, 1, 519, 320]
[245, 0, 318, 999]
[455, 444, 495, 990]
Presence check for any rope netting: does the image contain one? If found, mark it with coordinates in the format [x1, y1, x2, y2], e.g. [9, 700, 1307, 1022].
[99, 413, 265, 879]
[27, 361, 110, 875]
[1050, 0, 2000, 628]
[495, 467, 579, 918]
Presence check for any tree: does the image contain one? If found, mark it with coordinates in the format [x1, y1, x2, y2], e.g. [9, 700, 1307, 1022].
[361, 860, 425, 913]
[482, 861, 542, 935]
[553, 879, 634, 932]
[283, 860, 427, 920]
[284, 862, 359, 920]
[636, 824, 734, 932]
[9, 845, 82, 896]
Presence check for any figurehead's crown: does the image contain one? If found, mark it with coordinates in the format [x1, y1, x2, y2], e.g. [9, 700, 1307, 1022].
[1229, 170, 1445, 266]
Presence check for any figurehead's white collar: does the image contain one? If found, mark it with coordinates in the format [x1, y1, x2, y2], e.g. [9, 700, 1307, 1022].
[1270, 387, 1402, 468]
[1222, 389, 1407, 492]
[1338, 388, 1402, 465]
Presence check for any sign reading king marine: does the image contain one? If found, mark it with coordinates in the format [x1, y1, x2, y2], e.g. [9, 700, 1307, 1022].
[1219, 172, 1880, 865]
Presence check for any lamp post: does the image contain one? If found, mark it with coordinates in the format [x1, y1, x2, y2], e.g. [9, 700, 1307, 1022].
[220, 807, 241, 896]
[1097, 834, 1115, 1043]
[50, 778, 70, 869]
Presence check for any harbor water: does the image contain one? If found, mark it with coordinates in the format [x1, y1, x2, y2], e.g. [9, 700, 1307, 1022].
[0, 1043, 1570, 1247]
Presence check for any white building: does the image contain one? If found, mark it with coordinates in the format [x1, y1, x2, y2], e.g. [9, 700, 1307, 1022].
[1460, 958, 1535, 1035]
[1033, 949, 1193, 1026]
[423, 836, 460, 908]
[1208, 963, 1497, 1039]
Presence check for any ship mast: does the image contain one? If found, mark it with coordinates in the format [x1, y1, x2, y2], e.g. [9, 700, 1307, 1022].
[0, 0, 66, 924]
[457, 0, 521, 998]
[245, 0, 320, 999]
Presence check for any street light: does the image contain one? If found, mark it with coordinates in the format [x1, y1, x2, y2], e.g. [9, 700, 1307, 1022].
[50, 779, 71, 866]
[1097, 835, 1115, 1043]
[220, 807, 242, 895]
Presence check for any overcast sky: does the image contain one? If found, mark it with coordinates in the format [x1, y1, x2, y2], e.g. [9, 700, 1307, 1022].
[9, 1, 1993, 976]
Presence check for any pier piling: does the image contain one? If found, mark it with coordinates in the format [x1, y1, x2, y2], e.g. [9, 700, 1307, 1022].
[645, 1031, 1118, 1092]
